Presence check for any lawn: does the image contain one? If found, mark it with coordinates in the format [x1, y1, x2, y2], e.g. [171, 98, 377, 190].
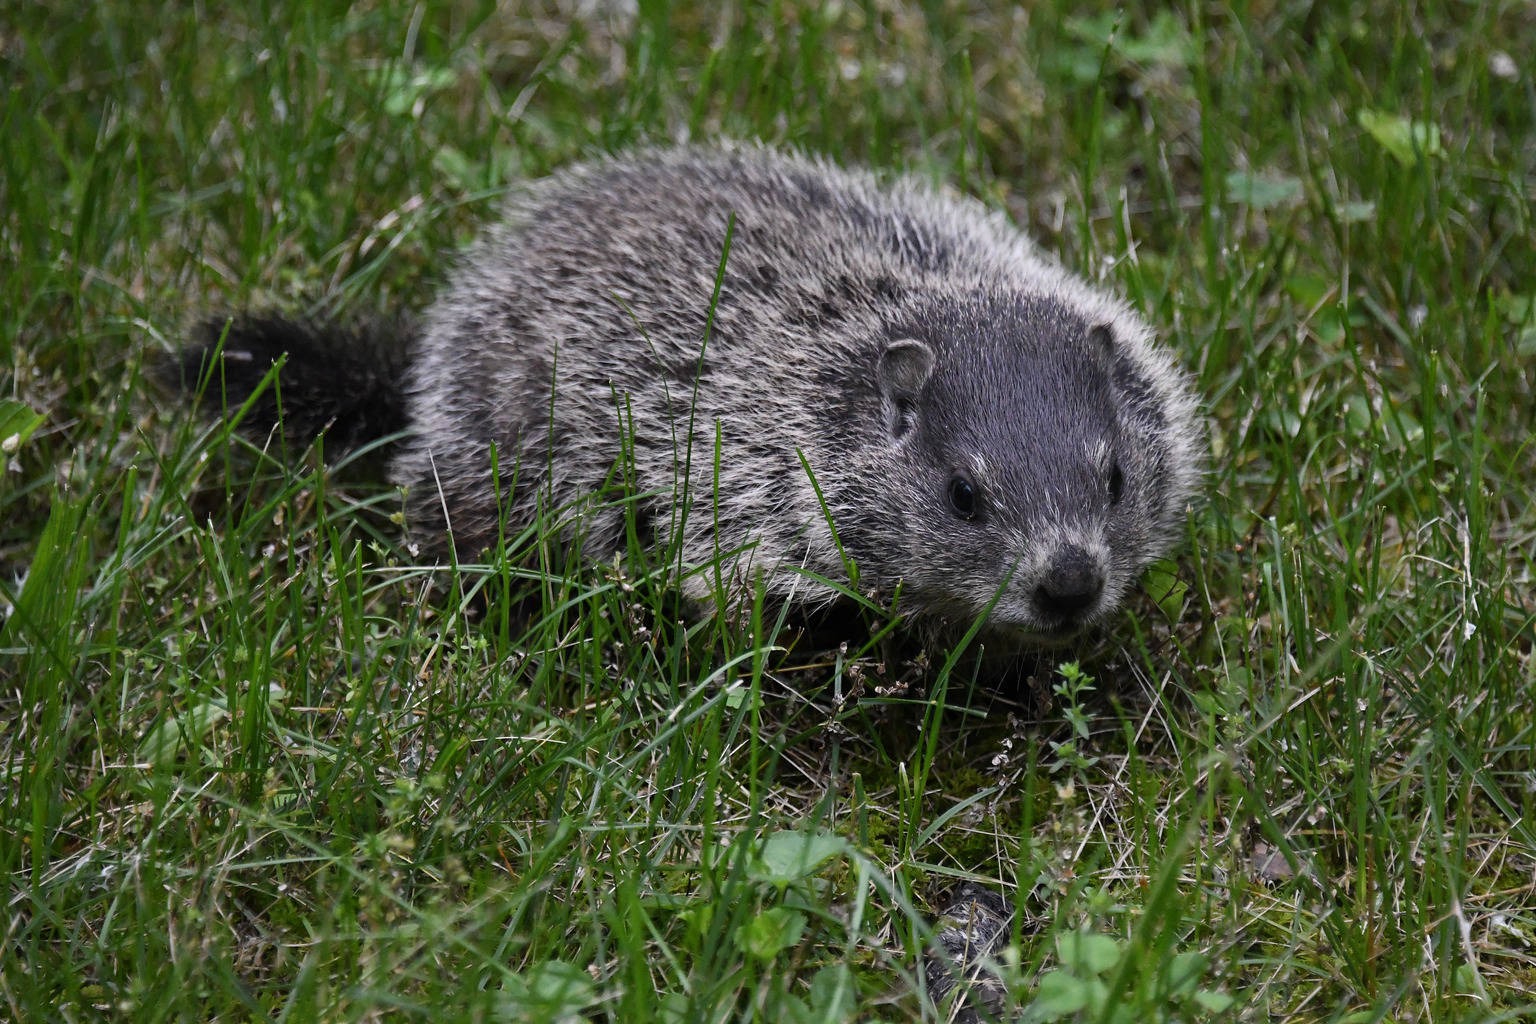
[3, 1, 1534, 1021]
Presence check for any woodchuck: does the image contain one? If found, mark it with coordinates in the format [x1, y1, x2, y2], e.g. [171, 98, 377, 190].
[172, 143, 1204, 645]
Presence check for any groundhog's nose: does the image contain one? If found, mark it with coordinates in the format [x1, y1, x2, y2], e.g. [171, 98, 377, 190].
[1033, 546, 1105, 621]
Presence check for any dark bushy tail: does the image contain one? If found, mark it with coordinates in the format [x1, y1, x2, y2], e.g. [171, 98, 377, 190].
[162, 314, 416, 454]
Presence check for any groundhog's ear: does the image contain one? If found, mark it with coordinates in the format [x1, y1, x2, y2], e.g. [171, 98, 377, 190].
[1088, 323, 1116, 363]
[878, 338, 935, 439]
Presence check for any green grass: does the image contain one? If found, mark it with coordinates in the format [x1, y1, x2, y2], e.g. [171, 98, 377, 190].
[4, 1, 1535, 1021]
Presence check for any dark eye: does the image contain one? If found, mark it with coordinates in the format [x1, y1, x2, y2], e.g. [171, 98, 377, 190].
[1108, 459, 1125, 505]
[947, 473, 978, 520]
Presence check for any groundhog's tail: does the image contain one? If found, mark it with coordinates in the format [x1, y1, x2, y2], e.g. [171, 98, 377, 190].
[162, 313, 416, 455]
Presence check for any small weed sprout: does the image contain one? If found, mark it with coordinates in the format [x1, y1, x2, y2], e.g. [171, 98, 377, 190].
[1047, 661, 1099, 780]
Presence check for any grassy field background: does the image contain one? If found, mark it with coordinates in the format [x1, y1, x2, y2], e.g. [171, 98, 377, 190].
[4, 1, 1535, 1021]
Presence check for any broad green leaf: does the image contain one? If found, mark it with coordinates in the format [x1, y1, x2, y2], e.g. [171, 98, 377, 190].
[0, 399, 44, 455]
[367, 65, 458, 118]
[1065, 11, 1193, 67]
[138, 700, 229, 767]
[1166, 951, 1209, 996]
[807, 964, 858, 1019]
[734, 906, 806, 959]
[1142, 559, 1189, 622]
[1338, 200, 1377, 223]
[1056, 930, 1121, 975]
[496, 959, 598, 1020]
[1357, 109, 1444, 165]
[1225, 169, 1304, 209]
[1496, 293, 1536, 357]
[1195, 989, 1236, 1012]
[1033, 970, 1091, 1016]
[752, 829, 849, 884]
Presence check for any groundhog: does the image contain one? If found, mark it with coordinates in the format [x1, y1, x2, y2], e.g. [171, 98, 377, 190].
[172, 143, 1203, 645]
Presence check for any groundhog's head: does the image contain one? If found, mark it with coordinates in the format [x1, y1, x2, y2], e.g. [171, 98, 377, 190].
[854, 290, 1203, 643]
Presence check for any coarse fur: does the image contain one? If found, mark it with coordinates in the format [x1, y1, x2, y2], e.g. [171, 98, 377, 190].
[173, 143, 1204, 645]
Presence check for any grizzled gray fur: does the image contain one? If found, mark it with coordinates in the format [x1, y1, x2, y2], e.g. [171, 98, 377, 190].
[177, 144, 1203, 643]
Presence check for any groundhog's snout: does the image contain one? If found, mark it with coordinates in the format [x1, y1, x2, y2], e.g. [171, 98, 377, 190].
[1032, 545, 1107, 624]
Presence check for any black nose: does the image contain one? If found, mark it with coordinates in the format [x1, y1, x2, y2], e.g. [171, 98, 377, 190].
[1033, 546, 1106, 621]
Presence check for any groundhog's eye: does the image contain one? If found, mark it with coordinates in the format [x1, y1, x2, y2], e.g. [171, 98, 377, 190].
[1108, 459, 1125, 505]
[947, 473, 978, 520]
